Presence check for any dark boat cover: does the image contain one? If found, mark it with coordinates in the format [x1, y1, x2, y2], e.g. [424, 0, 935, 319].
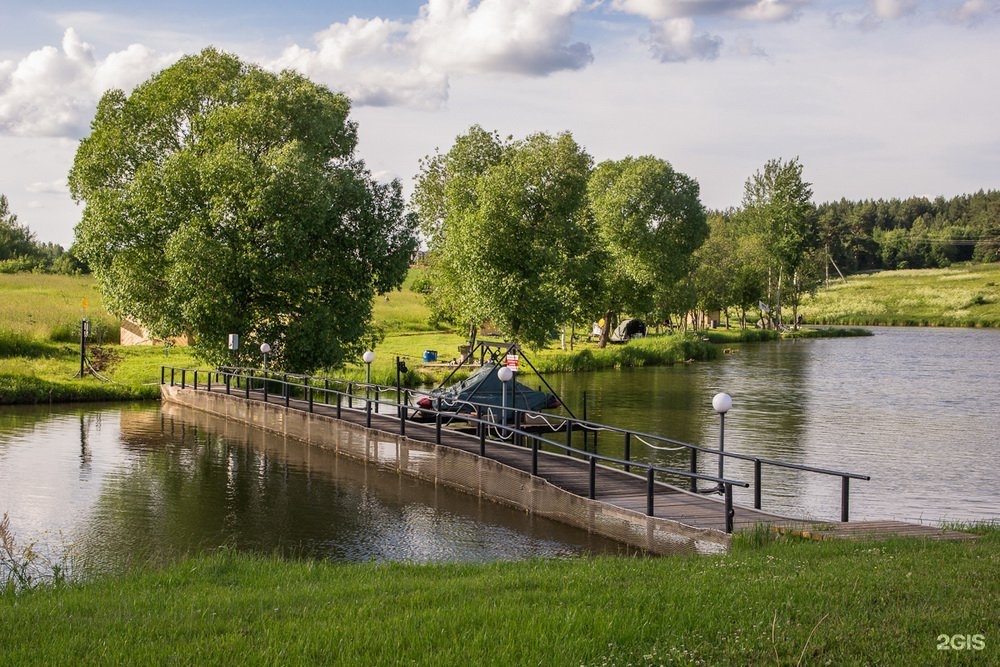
[416, 363, 559, 417]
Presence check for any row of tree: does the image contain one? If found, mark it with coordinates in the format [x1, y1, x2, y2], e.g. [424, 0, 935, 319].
[0, 195, 87, 274]
[816, 191, 1000, 272]
[412, 126, 822, 344]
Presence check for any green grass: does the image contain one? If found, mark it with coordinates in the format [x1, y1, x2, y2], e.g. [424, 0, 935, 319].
[802, 263, 1000, 327]
[0, 273, 120, 343]
[0, 528, 995, 664]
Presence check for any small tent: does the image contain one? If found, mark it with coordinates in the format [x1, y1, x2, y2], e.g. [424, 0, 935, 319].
[610, 318, 646, 343]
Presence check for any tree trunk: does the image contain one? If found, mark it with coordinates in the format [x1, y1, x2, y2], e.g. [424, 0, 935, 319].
[597, 310, 613, 349]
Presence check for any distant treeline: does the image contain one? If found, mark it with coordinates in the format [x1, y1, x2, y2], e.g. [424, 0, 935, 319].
[812, 189, 999, 272]
[0, 194, 87, 275]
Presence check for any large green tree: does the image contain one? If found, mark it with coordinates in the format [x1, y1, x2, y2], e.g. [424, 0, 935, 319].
[69, 49, 416, 371]
[588, 156, 708, 344]
[739, 157, 817, 328]
[413, 127, 595, 348]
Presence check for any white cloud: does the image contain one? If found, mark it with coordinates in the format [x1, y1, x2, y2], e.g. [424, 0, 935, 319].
[871, 0, 919, 20]
[611, 0, 807, 22]
[946, 0, 1000, 24]
[410, 0, 592, 75]
[274, 1, 592, 107]
[0, 28, 174, 138]
[25, 179, 68, 194]
[647, 18, 723, 61]
[273, 17, 449, 108]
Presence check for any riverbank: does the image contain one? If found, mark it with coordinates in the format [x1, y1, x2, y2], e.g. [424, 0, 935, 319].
[1, 524, 994, 664]
[801, 263, 1000, 327]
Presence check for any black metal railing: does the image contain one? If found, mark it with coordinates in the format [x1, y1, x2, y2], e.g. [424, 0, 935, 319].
[162, 365, 869, 529]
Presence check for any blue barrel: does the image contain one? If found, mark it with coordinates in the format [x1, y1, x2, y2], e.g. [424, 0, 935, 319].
[423, 350, 438, 363]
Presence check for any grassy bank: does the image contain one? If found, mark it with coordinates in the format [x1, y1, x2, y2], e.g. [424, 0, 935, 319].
[802, 263, 1000, 327]
[1, 526, 995, 664]
[0, 271, 871, 403]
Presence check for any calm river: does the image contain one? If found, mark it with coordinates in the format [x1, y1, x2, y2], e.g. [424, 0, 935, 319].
[1, 327, 996, 581]
[0, 403, 629, 582]
[547, 326, 1000, 524]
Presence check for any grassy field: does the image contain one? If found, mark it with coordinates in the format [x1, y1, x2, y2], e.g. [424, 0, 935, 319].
[801, 263, 1000, 327]
[1, 526, 995, 664]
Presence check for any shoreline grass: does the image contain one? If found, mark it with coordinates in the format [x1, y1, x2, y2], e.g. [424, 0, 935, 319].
[0, 527, 994, 664]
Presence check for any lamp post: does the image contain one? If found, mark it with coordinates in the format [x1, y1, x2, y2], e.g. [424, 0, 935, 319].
[260, 342, 271, 372]
[497, 365, 513, 434]
[362, 350, 375, 393]
[712, 392, 733, 492]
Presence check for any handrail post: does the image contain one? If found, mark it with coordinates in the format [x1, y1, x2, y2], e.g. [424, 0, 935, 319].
[754, 459, 762, 510]
[841, 477, 850, 522]
[589, 456, 596, 499]
[366, 395, 372, 428]
[170, 367, 175, 386]
[689, 448, 698, 492]
[181, 369, 186, 389]
[160, 366, 165, 385]
[324, 379, 330, 405]
[624, 432, 631, 473]
[308, 386, 314, 413]
[206, 371, 211, 392]
[285, 379, 290, 407]
[336, 391, 342, 419]
[193, 370, 198, 391]
[531, 437, 538, 476]
[646, 467, 655, 516]
[725, 484, 735, 533]
[246, 370, 252, 399]
[565, 418, 572, 455]
[225, 372, 231, 395]
[348, 382, 353, 409]
[263, 374, 268, 402]
[399, 390, 406, 437]
[479, 410, 486, 457]
[435, 411, 442, 445]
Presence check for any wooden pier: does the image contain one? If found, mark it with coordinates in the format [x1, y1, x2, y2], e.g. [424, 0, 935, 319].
[161, 368, 976, 549]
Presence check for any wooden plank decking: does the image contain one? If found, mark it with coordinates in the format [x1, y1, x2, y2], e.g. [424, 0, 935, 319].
[182, 380, 975, 543]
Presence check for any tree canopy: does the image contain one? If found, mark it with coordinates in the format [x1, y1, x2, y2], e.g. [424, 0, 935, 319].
[69, 48, 416, 371]
[588, 156, 708, 341]
[412, 126, 596, 348]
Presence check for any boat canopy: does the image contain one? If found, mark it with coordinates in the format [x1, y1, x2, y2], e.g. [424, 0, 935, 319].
[416, 362, 559, 416]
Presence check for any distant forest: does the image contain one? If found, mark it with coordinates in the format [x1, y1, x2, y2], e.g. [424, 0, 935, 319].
[812, 189, 999, 273]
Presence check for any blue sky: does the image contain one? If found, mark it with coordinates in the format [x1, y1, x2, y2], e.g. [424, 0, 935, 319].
[1, 0, 998, 246]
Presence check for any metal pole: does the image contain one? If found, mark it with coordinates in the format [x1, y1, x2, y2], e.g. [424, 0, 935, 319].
[725, 484, 734, 533]
[689, 448, 698, 492]
[589, 456, 596, 499]
[717, 411, 726, 493]
[160, 366, 165, 385]
[532, 437, 538, 476]
[624, 432, 631, 473]
[647, 467, 655, 516]
[79, 319, 86, 377]
[193, 370, 198, 391]
[582, 391, 588, 451]
[181, 369, 186, 389]
[754, 459, 762, 510]
[435, 412, 442, 445]
[841, 477, 850, 522]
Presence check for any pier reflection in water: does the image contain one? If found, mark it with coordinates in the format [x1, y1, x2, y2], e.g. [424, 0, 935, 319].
[0, 403, 632, 581]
